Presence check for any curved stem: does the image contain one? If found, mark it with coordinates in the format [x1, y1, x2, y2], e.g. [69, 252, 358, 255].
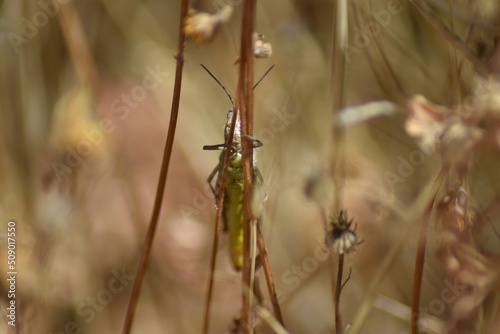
[122, 0, 189, 332]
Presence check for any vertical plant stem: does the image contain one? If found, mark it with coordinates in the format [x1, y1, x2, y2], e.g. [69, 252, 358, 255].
[446, 0, 460, 103]
[331, 0, 348, 330]
[410, 205, 431, 334]
[330, 0, 348, 212]
[410, 170, 444, 334]
[256, 223, 284, 326]
[335, 254, 345, 334]
[202, 99, 240, 334]
[122, 0, 189, 333]
[237, 0, 256, 331]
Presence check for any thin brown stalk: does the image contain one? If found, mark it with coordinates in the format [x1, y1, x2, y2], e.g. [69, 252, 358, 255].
[121, 0, 189, 332]
[256, 223, 284, 326]
[202, 90, 240, 334]
[330, 0, 347, 213]
[331, 1, 348, 331]
[237, 0, 256, 332]
[334, 254, 345, 334]
[410, 169, 444, 334]
[446, 0, 461, 103]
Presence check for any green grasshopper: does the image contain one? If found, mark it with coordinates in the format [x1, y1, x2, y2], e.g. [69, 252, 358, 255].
[202, 65, 270, 271]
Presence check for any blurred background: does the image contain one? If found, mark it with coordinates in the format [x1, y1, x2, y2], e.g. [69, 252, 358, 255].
[1, 0, 500, 333]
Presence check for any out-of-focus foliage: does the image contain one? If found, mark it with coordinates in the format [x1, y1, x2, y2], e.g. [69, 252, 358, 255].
[1, 0, 500, 333]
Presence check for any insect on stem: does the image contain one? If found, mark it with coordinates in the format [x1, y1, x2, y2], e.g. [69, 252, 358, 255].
[201, 59, 279, 332]
[202, 62, 275, 332]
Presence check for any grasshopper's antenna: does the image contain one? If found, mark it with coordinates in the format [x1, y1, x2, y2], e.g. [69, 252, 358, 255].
[201, 64, 235, 105]
[201, 64, 275, 104]
[254, 64, 275, 89]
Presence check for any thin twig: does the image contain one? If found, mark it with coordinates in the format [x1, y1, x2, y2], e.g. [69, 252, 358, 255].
[237, 0, 256, 331]
[256, 223, 284, 326]
[446, 0, 461, 104]
[335, 254, 345, 334]
[202, 93, 240, 334]
[121, 0, 189, 332]
[331, 1, 348, 332]
[410, 169, 444, 334]
[330, 0, 347, 212]
[341, 268, 352, 290]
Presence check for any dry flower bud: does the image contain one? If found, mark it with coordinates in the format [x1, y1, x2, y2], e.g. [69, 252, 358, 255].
[184, 5, 233, 45]
[253, 33, 272, 58]
[406, 95, 449, 153]
[438, 187, 474, 231]
[326, 210, 360, 255]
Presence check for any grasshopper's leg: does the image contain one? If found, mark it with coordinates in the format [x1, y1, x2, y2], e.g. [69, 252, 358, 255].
[207, 164, 220, 199]
[204, 143, 225, 198]
[252, 138, 263, 148]
[207, 161, 230, 232]
[242, 135, 264, 148]
[203, 143, 226, 150]
[254, 167, 264, 186]
[253, 167, 268, 200]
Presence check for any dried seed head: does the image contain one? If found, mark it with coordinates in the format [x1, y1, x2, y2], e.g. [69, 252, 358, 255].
[405, 94, 449, 153]
[253, 33, 272, 58]
[438, 186, 474, 231]
[326, 210, 360, 255]
[184, 5, 233, 45]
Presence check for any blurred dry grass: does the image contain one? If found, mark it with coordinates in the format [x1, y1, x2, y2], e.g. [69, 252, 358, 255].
[1, 0, 500, 333]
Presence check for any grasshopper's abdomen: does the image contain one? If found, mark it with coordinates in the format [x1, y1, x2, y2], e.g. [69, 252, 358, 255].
[225, 151, 245, 271]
